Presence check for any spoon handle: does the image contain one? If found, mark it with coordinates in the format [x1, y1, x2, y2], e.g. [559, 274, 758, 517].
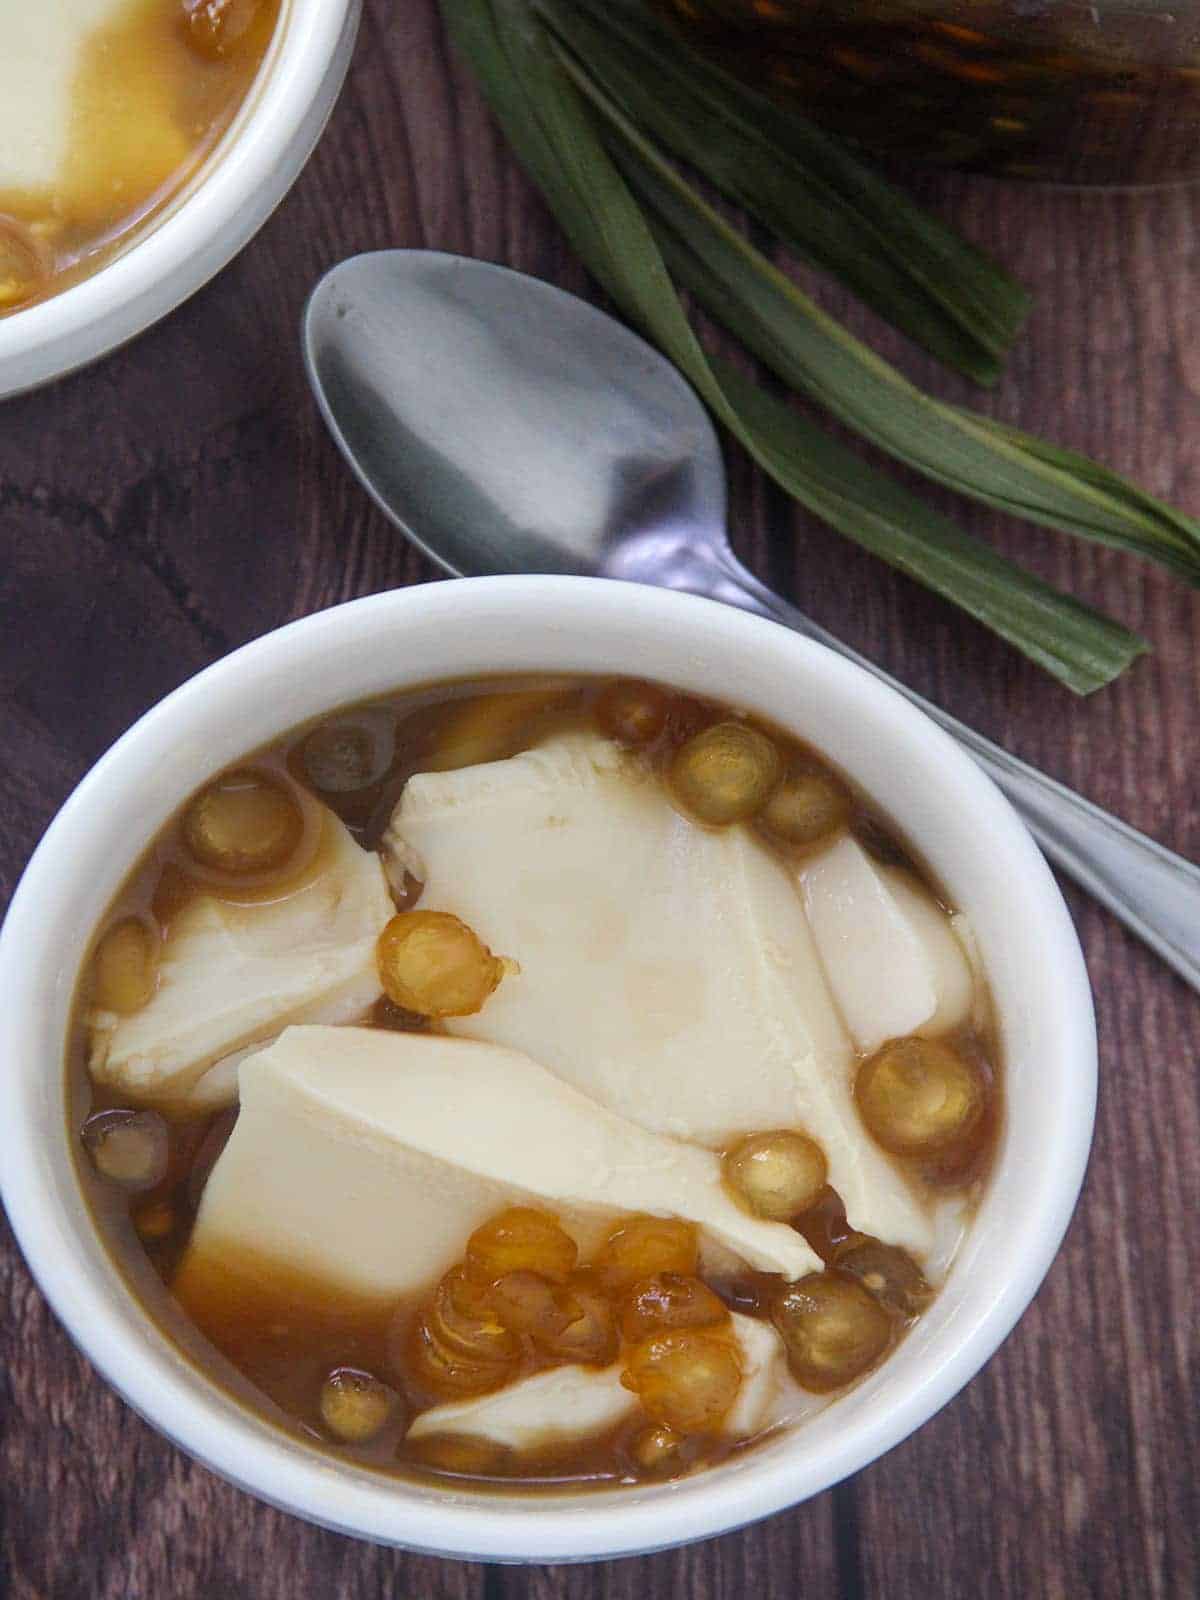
[711, 560, 1200, 993]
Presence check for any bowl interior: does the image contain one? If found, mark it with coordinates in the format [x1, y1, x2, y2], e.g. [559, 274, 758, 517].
[0, 577, 1096, 1561]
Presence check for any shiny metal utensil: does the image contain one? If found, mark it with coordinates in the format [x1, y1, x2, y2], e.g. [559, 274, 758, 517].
[303, 249, 1200, 994]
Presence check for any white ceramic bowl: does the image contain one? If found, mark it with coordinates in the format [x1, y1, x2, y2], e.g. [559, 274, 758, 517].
[0, 0, 361, 399]
[0, 577, 1096, 1563]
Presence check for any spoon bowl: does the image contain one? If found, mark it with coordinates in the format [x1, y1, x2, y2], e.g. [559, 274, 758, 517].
[304, 251, 726, 587]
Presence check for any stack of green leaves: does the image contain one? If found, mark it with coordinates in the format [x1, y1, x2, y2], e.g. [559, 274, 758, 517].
[437, 0, 1200, 692]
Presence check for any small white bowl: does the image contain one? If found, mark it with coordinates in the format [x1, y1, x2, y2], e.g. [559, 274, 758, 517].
[0, 0, 361, 400]
[0, 577, 1096, 1562]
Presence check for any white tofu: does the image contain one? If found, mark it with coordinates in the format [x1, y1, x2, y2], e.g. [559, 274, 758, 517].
[383, 734, 932, 1256]
[406, 1312, 788, 1453]
[406, 1365, 637, 1455]
[87, 812, 394, 1109]
[176, 1026, 820, 1304]
[723, 1313, 789, 1437]
[0, 1, 123, 193]
[798, 834, 974, 1054]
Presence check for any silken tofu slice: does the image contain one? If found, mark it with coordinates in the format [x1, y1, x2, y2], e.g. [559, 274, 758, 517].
[0, 0, 124, 194]
[87, 811, 394, 1110]
[1, 0, 193, 232]
[797, 834, 974, 1054]
[406, 1314, 788, 1453]
[174, 1026, 820, 1308]
[407, 1365, 637, 1454]
[383, 733, 932, 1257]
[723, 1313, 791, 1436]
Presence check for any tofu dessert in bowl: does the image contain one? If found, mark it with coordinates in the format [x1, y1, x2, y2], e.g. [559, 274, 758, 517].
[0, 0, 359, 397]
[0, 577, 1096, 1561]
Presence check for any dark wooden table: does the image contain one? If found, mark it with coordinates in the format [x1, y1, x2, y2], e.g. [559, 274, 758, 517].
[3, 3, 1198, 1596]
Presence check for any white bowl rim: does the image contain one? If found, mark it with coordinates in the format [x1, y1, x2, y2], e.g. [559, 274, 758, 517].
[0, 576, 1097, 1563]
[0, 0, 359, 396]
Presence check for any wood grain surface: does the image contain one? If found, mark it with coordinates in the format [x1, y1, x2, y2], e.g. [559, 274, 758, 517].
[2, 2, 1198, 1595]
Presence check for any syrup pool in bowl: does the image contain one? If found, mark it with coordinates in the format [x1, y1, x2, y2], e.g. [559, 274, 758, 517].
[70, 674, 1001, 1491]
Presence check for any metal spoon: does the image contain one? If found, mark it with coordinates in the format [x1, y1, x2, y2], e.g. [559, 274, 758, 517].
[303, 249, 1200, 994]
